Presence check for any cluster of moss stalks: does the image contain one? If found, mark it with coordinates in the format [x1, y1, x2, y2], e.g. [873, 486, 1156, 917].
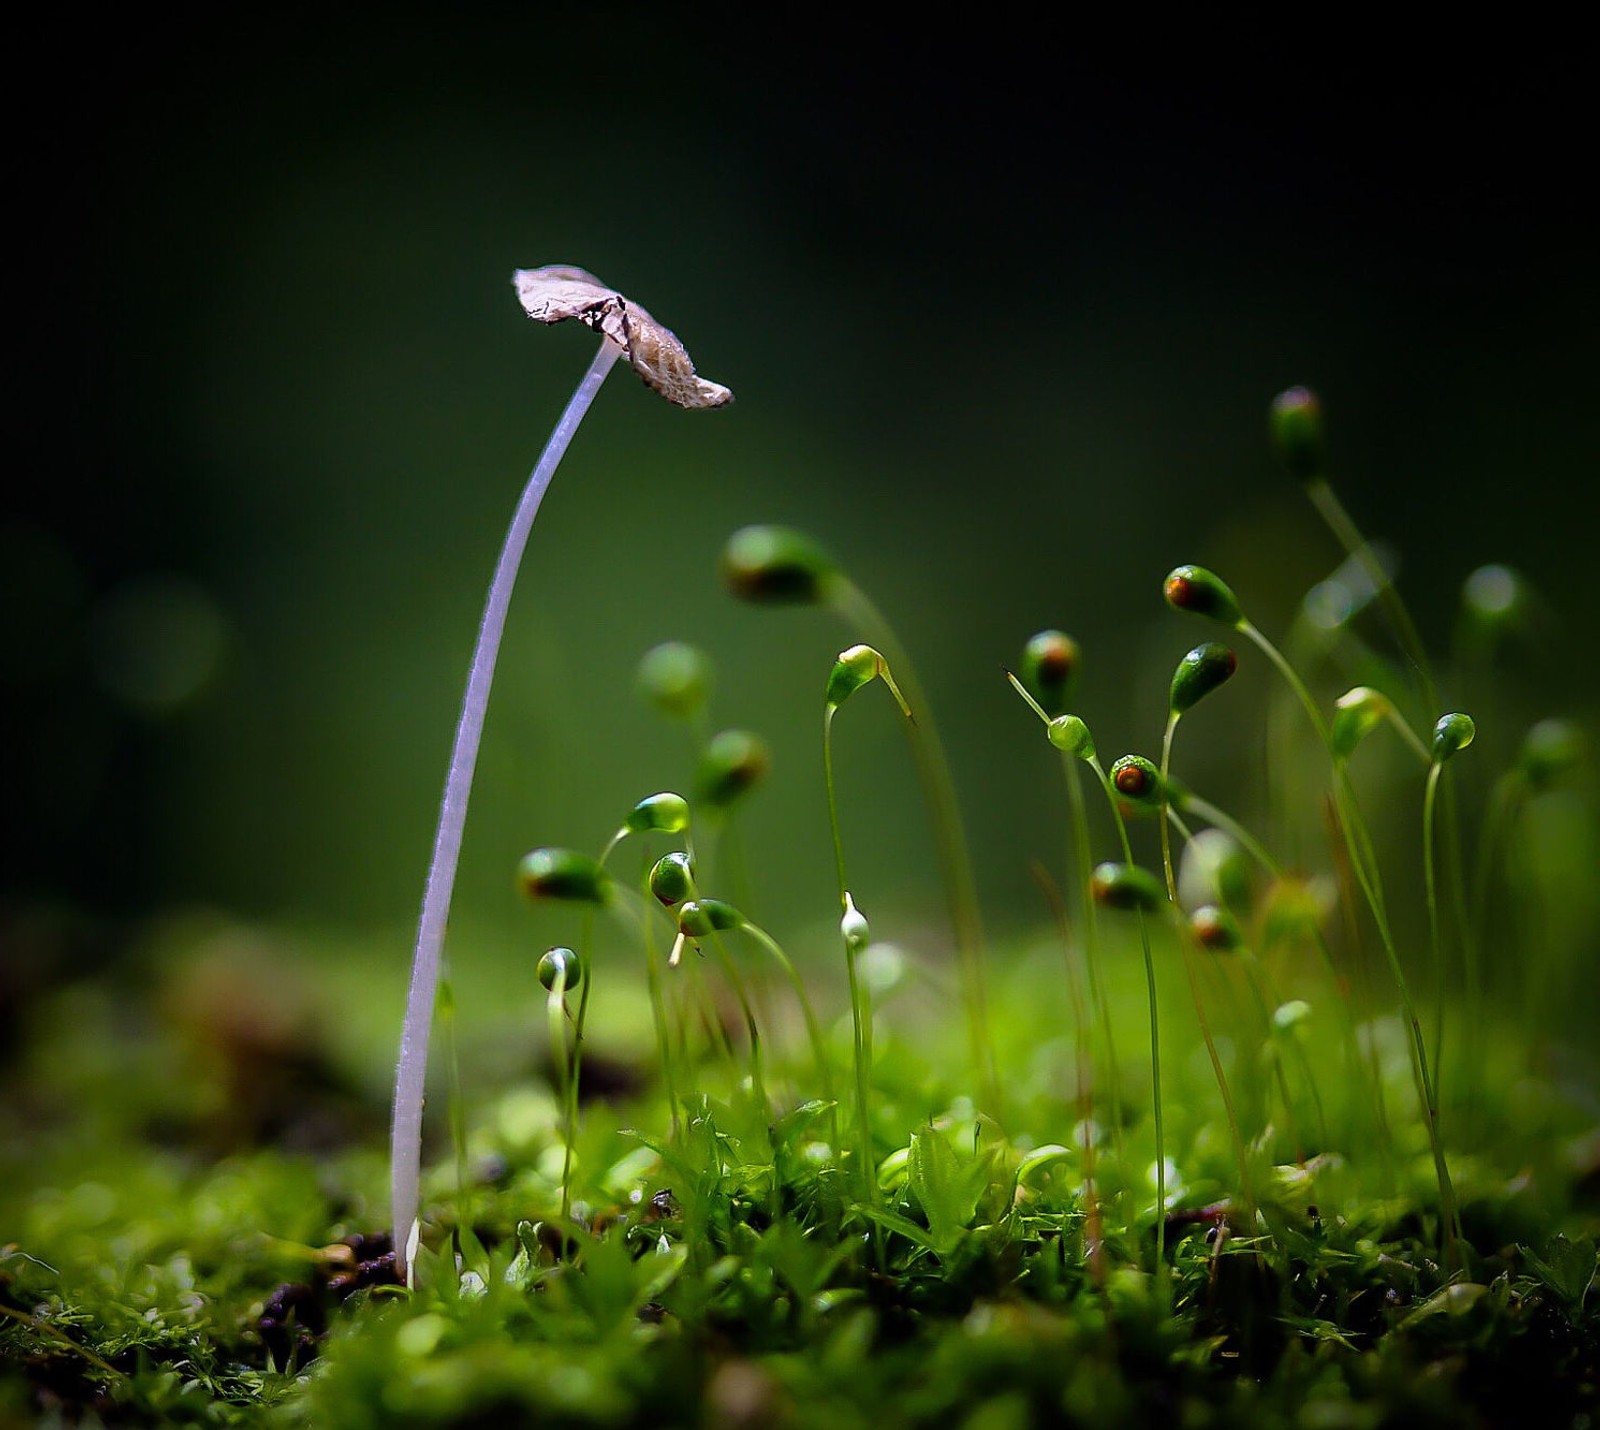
[3, 387, 1597, 1428]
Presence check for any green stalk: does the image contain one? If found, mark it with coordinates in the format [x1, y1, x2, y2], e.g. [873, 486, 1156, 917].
[1423, 761, 1447, 1086]
[1333, 779, 1462, 1265]
[1158, 725, 1255, 1214]
[741, 920, 835, 1115]
[1173, 789, 1343, 1151]
[544, 959, 578, 1225]
[831, 579, 998, 1111]
[1064, 756, 1127, 1184]
[825, 706, 878, 1210]
[1303, 476, 1440, 712]
[1243, 619, 1456, 1257]
[1085, 754, 1168, 1281]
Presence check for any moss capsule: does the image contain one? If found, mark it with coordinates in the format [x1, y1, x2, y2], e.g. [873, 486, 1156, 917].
[1170, 642, 1239, 715]
[1431, 712, 1477, 763]
[677, 898, 746, 938]
[1190, 904, 1243, 952]
[537, 946, 583, 992]
[1163, 565, 1244, 628]
[624, 792, 691, 836]
[1020, 630, 1081, 718]
[1109, 754, 1163, 817]
[1178, 828, 1252, 912]
[1461, 564, 1526, 630]
[1518, 718, 1584, 791]
[518, 848, 612, 904]
[824, 644, 912, 720]
[1270, 385, 1327, 480]
[649, 850, 695, 908]
[1090, 861, 1166, 913]
[841, 892, 871, 952]
[637, 641, 713, 720]
[1331, 686, 1394, 762]
[1272, 1000, 1313, 1034]
[721, 525, 839, 605]
[695, 729, 772, 809]
[1261, 875, 1330, 948]
[1046, 714, 1096, 760]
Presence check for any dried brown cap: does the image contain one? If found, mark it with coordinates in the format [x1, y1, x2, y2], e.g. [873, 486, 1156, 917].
[512, 265, 733, 410]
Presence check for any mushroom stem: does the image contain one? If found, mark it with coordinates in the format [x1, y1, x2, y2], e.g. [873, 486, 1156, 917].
[390, 336, 622, 1280]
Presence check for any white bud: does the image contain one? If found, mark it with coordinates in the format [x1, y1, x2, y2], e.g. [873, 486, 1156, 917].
[841, 891, 871, 952]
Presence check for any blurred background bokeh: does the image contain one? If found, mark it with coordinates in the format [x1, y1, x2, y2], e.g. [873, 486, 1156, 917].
[7, 17, 1597, 1081]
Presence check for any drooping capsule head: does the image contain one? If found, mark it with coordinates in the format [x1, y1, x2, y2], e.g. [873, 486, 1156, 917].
[695, 729, 771, 809]
[1270, 385, 1327, 480]
[1090, 861, 1166, 913]
[1163, 565, 1245, 628]
[649, 850, 696, 908]
[1046, 713, 1097, 761]
[1330, 686, 1394, 762]
[1109, 754, 1163, 817]
[677, 898, 746, 939]
[825, 643, 908, 714]
[1189, 904, 1242, 952]
[517, 848, 612, 904]
[537, 946, 583, 993]
[1518, 718, 1584, 791]
[1170, 642, 1239, 716]
[637, 641, 713, 721]
[721, 525, 839, 605]
[624, 792, 691, 836]
[1431, 712, 1476, 764]
[1019, 630, 1081, 718]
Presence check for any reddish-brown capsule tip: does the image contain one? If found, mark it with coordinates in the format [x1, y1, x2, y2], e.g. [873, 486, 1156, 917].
[1115, 763, 1151, 798]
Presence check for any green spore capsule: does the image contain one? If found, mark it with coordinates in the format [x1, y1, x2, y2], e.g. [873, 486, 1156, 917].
[1090, 861, 1166, 913]
[695, 729, 772, 809]
[649, 850, 695, 908]
[1170, 642, 1239, 715]
[1461, 564, 1526, 630]
[1272, 999, 1313, 1034]
[676, 898, 746, 938]
[1331, 686, 1395, 762]
[1190, 904, 1243, 952]
[721, 525, 839, 605]
[1046, 713, 1096, 760]
[1020, 629, 1081, 718]
[624, 792, 691, 836]
[841, 892, 871, 952]
[1109, 754, 1163, 816]
[537, 946, 583, 993]
[517, 848, 612, 904]
[1431, 712, 1477, 763]
[637, 641, 713, 720]
[1270, 385, 1327, 480]
[1163, 565, 1245, 628]
[1179, 828, 1251, 911]
[825, 643, 911, 716]
[1518, 718, 1584, 791]
[1261, 875, 1329, 948]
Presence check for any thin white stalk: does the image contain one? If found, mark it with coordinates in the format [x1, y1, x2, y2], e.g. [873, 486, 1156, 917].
[390, 338, 622, 1276]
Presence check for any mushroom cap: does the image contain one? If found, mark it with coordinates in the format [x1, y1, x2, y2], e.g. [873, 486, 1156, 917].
[513, 265, 733, 410]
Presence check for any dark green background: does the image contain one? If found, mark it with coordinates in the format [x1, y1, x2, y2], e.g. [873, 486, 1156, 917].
[7, 19, 1596, 1025]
